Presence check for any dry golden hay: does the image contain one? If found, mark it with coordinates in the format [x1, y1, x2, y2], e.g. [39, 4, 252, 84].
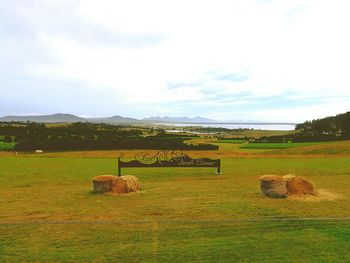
[92, 175, 116, 193]
[288, 189, 341, 202]
[282, 175, 316, 195]
[259, 175, 287, 198]
[127, 175, 140, 190]
[111, 175, 140, 194]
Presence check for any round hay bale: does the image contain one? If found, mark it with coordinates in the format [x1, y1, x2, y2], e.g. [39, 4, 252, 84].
[127, 175, 140, 190]
[282, 175, 316, 195]
[112, 177, 130, 193]
[112, 175, 140, 194]
[260, 175, 287, 198]
[92, 175, 116, 193]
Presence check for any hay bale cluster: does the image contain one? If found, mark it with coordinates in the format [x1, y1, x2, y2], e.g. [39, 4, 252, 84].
[260, 174, 316, 198]
[92, 175, 140, 194]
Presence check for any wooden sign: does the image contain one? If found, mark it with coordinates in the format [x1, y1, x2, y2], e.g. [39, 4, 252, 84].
[117, 150, 221, 176]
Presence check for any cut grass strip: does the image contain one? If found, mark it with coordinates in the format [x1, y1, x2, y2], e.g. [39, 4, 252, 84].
[0, 141, 16, 151]
[216, 139, 247, 144]
[240, 142, 328, 149]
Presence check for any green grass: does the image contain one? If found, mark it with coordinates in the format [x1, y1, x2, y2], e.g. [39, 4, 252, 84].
[221, 129, 295, 138]
[0, 141, 16, 151]
[0, 153, 350, 261]
[215, 139, 247, 144]
[1, 220, 349, 262]
[0, 135, 16, 151]
[240, 142, 327, 149]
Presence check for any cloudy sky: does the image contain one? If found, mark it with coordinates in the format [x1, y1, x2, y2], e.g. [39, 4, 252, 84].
[1, 0, 350, 122]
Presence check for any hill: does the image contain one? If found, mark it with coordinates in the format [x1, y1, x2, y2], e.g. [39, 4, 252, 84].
[0, 113, 85, 123]
[0, 114, 216, 124]
[87, 115, 141, 124]
[0, 114, 141, 124]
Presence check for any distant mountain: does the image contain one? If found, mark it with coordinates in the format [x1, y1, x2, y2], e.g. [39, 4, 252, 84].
[87, 115, 141, 124]
[0, 113, 86, 123]
[0, 113, 217, 124]
[143, 116, 216, 123]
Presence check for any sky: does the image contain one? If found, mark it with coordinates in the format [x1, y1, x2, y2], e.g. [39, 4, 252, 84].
[1, 0, 350, 122]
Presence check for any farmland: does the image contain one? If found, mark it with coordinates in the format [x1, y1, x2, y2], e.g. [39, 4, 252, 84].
[239, 142, 328, 149]
[215, 139, 247, 144]
[0, 141, 15, 151]
[0, 136, 15, 151]
[1, 139, 350, 262]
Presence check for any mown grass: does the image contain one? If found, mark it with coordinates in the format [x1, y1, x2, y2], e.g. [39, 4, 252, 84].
[240, 142, 328, 149]
[0, 150, 350, 261]
[220, 129, 295, 138]
[1, 220, 349, 262]
[267, 140, 350, 155]
[0, 141, 16, 151]
[215, 139, 247, 144]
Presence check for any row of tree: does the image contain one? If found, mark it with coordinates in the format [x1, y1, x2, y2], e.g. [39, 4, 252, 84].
[0, 122, 218, 151]
[253, 111, 350, 143]
[295, 111, 350, 136]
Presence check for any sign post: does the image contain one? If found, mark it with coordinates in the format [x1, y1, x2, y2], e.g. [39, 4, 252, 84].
[117, 150, 221, 176]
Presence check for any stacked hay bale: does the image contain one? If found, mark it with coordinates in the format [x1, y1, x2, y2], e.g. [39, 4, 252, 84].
[112, 175, 140, 194]
[260, 174, 316, 198]
[283, 175, 316, 195]
[92, 175, 116, 193]
[92, 175, 140, 194]
[259, 175, 287, 198]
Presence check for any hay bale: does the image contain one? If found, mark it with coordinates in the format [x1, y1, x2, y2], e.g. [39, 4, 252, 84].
[127, 175, 140, 190]
[92, 175, 116, 193]
[260, 175, 287, 198]
[283, 175, 316, 195]
[112, 175, 140, 194]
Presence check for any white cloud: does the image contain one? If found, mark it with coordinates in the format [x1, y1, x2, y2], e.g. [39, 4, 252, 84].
[2, 0, 350, 120]
[206, 99, 350, 122]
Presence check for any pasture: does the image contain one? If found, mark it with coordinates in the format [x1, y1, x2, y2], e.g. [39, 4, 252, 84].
[215, 139, 247, 144]
[239, 142, 328, 150]
[0, 141, 350, 262]
[0, 136, 15, 151]
[0, 141, 15, 151]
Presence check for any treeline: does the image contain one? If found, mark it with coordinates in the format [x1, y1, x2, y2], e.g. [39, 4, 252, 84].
[295, 111, 350, 137]
[0, 122, 218, 151]
[253, 111, 350, 143]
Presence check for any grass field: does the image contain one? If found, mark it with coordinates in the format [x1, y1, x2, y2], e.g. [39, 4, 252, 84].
[240, 142, 328, 149]
[0, 141, 350, 262]
[0, 136, 16, 151]
[211, 129, 295, 138]
[215, 139, 247, 144]
[0, 141, 16, 151]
